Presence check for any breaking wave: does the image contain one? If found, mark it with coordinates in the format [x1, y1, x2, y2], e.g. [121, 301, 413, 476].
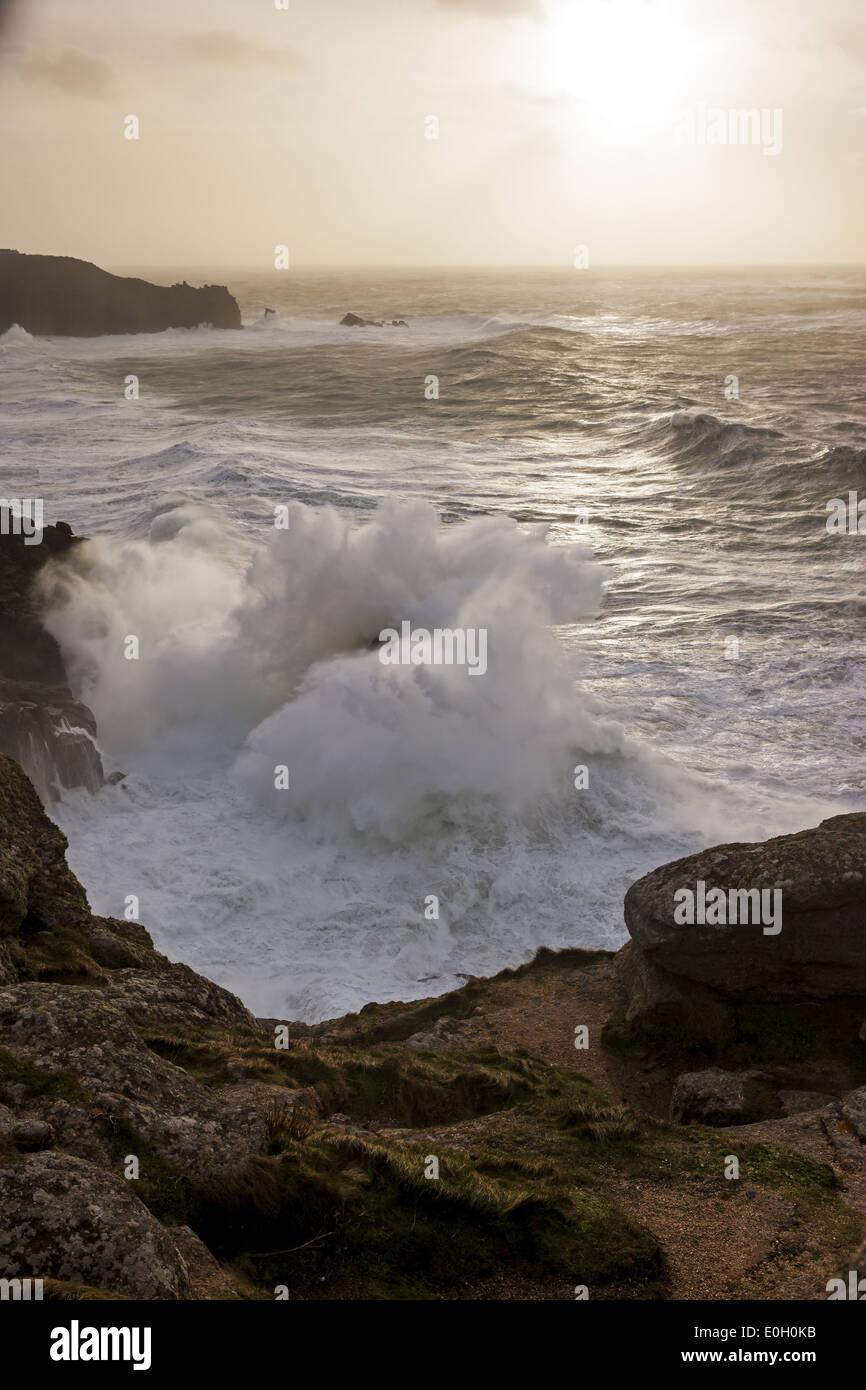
[39, 499, 755, 1018]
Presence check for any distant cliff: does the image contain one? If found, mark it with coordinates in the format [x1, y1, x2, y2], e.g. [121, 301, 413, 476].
[0, 251, 241, 336]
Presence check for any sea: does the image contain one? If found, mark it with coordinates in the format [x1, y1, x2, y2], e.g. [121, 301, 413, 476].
[1, 266, 864, 1020]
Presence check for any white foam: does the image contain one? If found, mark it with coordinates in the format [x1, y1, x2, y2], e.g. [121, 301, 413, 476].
[44, 498, 832, 1020]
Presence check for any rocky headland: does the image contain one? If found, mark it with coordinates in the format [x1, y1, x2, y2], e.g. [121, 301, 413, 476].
[1, 524, 865, 1301]
[0, 252, 241, 337]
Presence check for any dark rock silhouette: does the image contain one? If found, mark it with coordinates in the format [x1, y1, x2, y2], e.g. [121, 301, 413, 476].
[340, 312, 408, 328]
[0, 520, 104, 799]
[0, 251, 242, 337]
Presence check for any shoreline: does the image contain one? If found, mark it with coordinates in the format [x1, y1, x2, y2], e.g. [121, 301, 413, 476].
[1, 518, 866, 1300]
[2, 768, 866, 1300]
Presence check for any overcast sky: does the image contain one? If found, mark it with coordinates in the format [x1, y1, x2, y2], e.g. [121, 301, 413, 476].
[1, 0, 865, 267]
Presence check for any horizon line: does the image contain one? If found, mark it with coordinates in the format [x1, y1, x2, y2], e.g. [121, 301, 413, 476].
[9, 249, 866, 274]
[101, 260, 866, 271]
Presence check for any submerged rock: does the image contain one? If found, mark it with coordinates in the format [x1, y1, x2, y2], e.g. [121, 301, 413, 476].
[0, 251, 241, 336]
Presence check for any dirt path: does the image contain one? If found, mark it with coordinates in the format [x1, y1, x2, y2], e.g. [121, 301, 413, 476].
[424, 957, 866, 1299]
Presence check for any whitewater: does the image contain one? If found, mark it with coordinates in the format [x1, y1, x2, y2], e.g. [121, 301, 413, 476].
[1, 267, 864, 1019]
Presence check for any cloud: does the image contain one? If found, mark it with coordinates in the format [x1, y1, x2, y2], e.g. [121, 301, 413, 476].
[14, 48, 112, 97]
[435, 0, 543, 16]
[502, 81, 570, 108]
[178, 30, 303, 70]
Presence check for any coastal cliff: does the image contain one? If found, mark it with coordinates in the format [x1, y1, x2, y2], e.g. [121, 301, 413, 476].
[1, 525, 866, 1300]
[1, 766, 866, 1301]
[0, 252, 241, 336]
[0, 521, 103, 800]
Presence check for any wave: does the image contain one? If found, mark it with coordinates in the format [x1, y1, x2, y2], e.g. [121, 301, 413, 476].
[42, 495, 833, 1022]
[39, 500, 604, 795]
[640, 410, 785, 469]
[0, 323, 37, 349]
[811, 445, 866, 478]
[32, 500, 713, 1008]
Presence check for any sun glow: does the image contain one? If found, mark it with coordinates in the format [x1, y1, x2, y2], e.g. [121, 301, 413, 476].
[532, 0, 713, 146]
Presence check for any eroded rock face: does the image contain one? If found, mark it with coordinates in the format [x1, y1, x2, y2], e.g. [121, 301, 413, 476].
[0, 781, 323, 1300]
[103, 961, 260, 1034]
[620, 815, 866, 1021]
[0, 1153, 190, 1298]
[0, 687, 103, 797]
[0, 983, 268, 1172]
[0, 251, 241, 336]
[0, 755, 91, 936]
[0, 522, 104, 799]
[0, 751, 294, 1296]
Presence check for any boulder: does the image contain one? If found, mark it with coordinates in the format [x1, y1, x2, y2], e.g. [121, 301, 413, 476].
[103, 959, 259, 1034]
[619, 815, 866, 1035]
[0, 1152, 190, 1298]
[669, 1069, 745, 1125]
[10, 1118, 53, 1151]
[840, 1088, 866, 1144]
[405, 1015, 479, 1049]
[669, 1068, 779, 1126]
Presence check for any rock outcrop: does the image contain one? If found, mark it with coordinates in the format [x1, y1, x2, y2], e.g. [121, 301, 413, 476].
[617, 814, 866, 1043]
[0, 251, 241, 337]
[0, 1153, 191, 1299]
[339, 312, 408, 328]
[0, 520, 103, 800]
[0, 752, 320, 1298]
[0, 748, 90, 951]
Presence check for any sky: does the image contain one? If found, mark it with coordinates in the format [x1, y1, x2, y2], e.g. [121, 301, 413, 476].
[0, 0, 865, 267]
